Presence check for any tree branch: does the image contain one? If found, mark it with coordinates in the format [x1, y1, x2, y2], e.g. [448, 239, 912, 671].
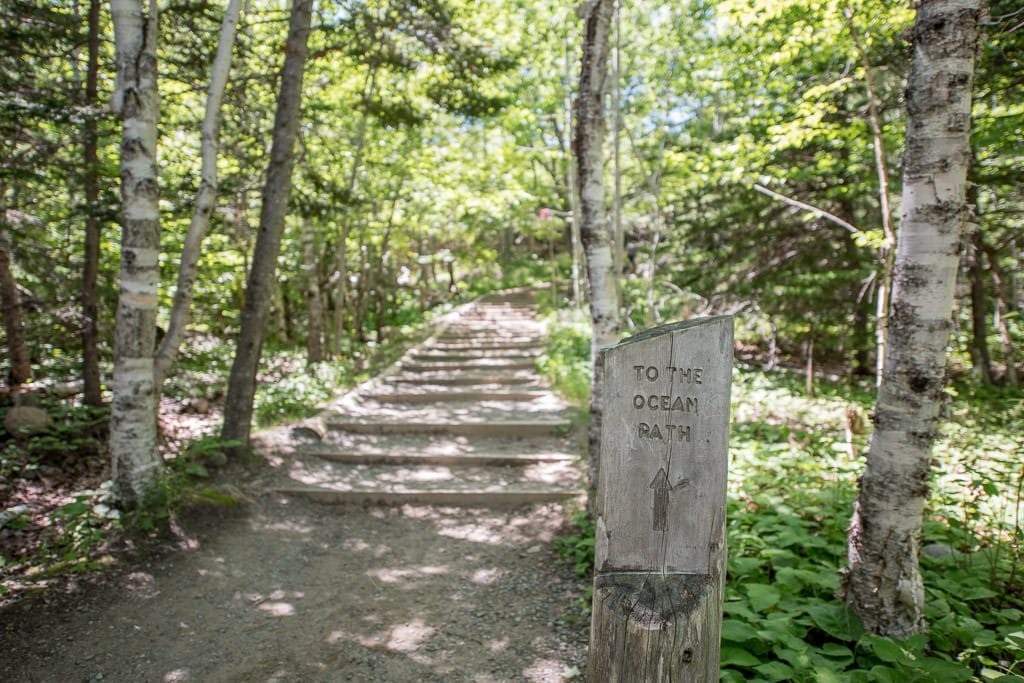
[752, 183, 861, 235]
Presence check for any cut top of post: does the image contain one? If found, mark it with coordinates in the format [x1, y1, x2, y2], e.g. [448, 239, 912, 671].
[595, 315, 733, 575]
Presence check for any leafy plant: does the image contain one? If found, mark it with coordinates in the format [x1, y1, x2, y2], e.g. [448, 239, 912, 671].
[536, 310, 592, 405]
[555, 509, 596, 579]
[557, 365, 1024, 681]
[46, 482, 121, 572]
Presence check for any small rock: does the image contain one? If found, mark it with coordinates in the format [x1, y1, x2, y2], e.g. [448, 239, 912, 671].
[922, 542, 956, 559]
[4, 406, 53, 437]
[183, 398, 210, 414]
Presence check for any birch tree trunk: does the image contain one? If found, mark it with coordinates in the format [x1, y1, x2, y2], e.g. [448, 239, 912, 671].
[843, 0, 984, 637]
[81, 0, 103, 406]
[332, 67, 376, 357]
[221, 0, 313, 449]
[564, 44, 583, 310]
[109, 0, 163, 505]
[302, 217, 324, 365]
[574, 0, 622, 508]
[154, 0, 243, 388]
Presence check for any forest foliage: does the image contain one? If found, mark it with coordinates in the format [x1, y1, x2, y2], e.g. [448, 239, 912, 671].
[0, 0, 1022, 675]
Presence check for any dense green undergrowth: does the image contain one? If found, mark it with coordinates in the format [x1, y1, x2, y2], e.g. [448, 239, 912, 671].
[552, 342, 1024, 681]
[536, 306, 592, 405]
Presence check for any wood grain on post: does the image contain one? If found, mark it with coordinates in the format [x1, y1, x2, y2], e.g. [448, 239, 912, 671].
[589, 316, 733, 682]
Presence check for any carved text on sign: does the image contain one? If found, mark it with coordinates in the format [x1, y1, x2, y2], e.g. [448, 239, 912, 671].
[632, 365, 704, 384]
[632, 394, 699, 413]
[638, 423, 692, 442]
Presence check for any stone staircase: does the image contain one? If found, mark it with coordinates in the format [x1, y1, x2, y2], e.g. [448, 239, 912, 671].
[271, 289, 584, 507]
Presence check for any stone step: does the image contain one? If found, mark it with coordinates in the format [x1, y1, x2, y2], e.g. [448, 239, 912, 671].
[425, 341, 542, 351]
[387, 374, 536, 386]
[297, 446, 575, 466]
[362, 390, 546, 403]
[325, 418, 572, 437]
[435, 336, 541, 344]
[462, 313, 535, 318]
[272, 456, 581, 506]
[402, 360, 536, 372]
[313, 431, 577, 455]
[275, 487, 580, 506]
[410, 351, 538, 362]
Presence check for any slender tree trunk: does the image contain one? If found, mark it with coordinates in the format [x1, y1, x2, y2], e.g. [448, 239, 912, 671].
[805, 338, 815, 397]
[611, 1, 624, 279]
[109, 0, 162, 505]
[848, 9, 897, 386]
[81, 0, 103, 406]
[353, 226, 367, 342]
[154, 0, 242, 388]
[333, 223, 348, 352]
[418, 236, 430, 311]
[843, 0, 984, 637]
[968, 232, 994, 383]
[272, 278, 288, 343]
[574, 0, 622, 509]
[302, 217, 323, 365]
[374, 196, 397, 344]
[0, 221, 31, 391]
[332, 67, 377, 357]
[565, 54, 583, 312]
[853, 298, 871, 376]
[446, 259, 456, 295]
[646, 207, 662, 324]
[989, 249, 1020, 385]
[221, 0, 313, 449]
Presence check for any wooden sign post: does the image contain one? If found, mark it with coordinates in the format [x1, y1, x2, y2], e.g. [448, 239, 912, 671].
[588, 316, 733, 682]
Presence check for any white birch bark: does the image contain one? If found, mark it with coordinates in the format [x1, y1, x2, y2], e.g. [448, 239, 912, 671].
[574, 0, 622, 506]
[843, 0, 984, 637]
[109, 0, 163, 505]
[302, 217, 324, 365]
[332, 67, 376, 357]
[155, 0, 243, 388]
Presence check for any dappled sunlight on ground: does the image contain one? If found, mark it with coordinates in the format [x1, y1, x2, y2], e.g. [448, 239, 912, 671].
[1, 294, 588, 681]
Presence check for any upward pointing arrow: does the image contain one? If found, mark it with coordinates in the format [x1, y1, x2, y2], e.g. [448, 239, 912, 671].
[650, 468, 673, 532]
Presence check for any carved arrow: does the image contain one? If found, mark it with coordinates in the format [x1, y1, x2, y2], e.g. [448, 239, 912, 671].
[650, 467, 673, 532]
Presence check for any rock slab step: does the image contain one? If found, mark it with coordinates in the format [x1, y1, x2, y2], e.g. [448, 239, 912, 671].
[273, 289, 582, 507]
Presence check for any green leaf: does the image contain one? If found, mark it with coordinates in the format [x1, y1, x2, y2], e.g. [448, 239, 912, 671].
[753, 661, 794, 681]
[56, 501, 89, 518]
[722, 619, 761, 643]
[745, 583, 781, 612]
[868, 665, 903, 683]
[813, 667, 845, 683]
[185, 463, 210, 478]
[805, 603, 864, 641]
[866, 635, 907, 665]
[720, 646, 760, 667]
[911, 656, 972, 681]
[960, 585, 999, 600]
[819, 642, 853, 660]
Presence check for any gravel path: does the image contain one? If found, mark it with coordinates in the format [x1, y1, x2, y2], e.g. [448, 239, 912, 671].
[1, 290, 591, 682]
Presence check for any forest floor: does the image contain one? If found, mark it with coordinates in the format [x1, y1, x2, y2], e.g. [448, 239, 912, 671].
[0, 291, 591, 682]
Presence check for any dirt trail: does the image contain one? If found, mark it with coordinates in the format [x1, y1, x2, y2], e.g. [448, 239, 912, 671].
[1, 290, 590, 682]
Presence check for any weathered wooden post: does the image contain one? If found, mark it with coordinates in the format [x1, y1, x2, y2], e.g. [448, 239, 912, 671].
[589, 316, 733, 681]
